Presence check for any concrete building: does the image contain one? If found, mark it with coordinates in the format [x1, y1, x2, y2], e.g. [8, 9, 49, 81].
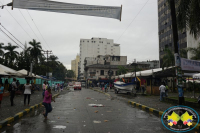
[84, 55, 127, 80]
[158, 0, 200, 66]
[79, 37, 120, 77]
[158, 0, 186, 67]
[136, 60, 160, 69]
[71, 54, 80, 80]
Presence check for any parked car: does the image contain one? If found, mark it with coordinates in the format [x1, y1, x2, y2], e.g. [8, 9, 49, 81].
[74, 82, 81, 90]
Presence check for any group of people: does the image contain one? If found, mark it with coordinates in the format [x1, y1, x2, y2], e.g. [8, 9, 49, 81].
[0, 78, 35, 107]
[97, 82, 113, 92]
[0, 79, 58, 120]
[159, 82, 169, 101]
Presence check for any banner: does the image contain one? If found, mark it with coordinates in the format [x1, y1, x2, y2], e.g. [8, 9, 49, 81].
[13, 0, 122, 21]
[181, 58, 200, 71]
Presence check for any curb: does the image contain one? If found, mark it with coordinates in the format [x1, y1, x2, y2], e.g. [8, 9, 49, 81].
[91, 88, 200, 131]
[0, 93, 60, 130]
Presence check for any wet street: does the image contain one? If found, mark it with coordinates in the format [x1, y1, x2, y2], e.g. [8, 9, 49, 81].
[1, 88, 173, 133]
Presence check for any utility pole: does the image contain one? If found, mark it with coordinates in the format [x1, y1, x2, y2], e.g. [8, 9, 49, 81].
[43, 50, 52, 80]
[169, 0, 184, 105]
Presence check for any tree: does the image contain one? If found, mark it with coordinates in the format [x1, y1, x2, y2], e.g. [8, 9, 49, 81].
[3, 43, 19, 68]
[117, 66, 129, 75]
[187, 43, 200, 60]
[66, 70, 75, 78]
[28, 39, 43, 64]
[176, 0, 200, 38]
[180, 48, 188, 58]
[0, 43, 5, 64]
[162, 48, 174, 69]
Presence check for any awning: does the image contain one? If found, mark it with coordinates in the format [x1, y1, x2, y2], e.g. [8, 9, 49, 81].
[0, 64, 23, 77]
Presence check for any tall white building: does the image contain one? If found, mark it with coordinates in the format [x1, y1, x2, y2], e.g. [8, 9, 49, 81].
[79, 37, 120, 75]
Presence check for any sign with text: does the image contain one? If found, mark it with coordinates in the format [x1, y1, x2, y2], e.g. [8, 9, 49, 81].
[181, 58, 200, 71]
[13, 0, 122, 20]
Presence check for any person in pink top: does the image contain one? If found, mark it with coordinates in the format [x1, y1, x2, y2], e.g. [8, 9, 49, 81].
[42, 88, 55, 119]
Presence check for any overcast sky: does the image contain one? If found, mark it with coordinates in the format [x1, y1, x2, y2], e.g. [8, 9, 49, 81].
[0, 0, 158, 70]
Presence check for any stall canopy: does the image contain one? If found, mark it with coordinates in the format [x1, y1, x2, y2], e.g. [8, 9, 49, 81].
[17, 69, 43, 79]
[0, 64, 23, 76]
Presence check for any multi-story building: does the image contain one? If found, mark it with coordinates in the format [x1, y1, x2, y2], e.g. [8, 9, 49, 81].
[158, 0, 200, 66]
[79, 37, 120, 77]
[71, 54, 80, 80]
[84, 55, 128, 81]
[158, 0, 187, 67]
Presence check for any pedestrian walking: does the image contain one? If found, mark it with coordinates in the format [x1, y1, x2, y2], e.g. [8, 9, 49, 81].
[42, 81, 46, 98]
[105, 83, 108, 92]
[10, 78, 18, 106]
[57, 83, 60, 92]
[42, 87, 55, 119]
[55, 83, 57, 92]
[159, 82, 166, 101]
[165, 84, 169, 97]
[23, 80, 32, 106]
[52, 83, 55, 91]
[109, 83, 112, 90]
[0, 83, 4, 108]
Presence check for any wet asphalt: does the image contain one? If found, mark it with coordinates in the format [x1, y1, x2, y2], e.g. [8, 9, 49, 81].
[0, 88, 185, 133]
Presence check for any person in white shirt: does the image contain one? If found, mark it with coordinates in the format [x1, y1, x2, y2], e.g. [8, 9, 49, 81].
[159, 82, 166, 101]
[23, 80, 32, 106]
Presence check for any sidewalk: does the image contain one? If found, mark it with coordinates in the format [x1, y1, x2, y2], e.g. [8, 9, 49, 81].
[0, 88, 69, 122]
[94, 87, 200, 117]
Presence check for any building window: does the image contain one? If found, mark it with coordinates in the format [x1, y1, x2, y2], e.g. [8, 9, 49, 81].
[87, 41, 89, 42]
[100, 70, 104, 75]
[115, 71, 118, 75]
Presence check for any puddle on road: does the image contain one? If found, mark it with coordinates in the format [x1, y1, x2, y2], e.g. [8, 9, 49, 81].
[53, 125, 66, 129]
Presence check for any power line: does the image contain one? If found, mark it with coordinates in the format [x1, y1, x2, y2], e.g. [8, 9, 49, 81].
[0, 23, 25, 48]
[18, 9, 41, 42]
[117, 0, 150, 42]
[26, 10, 51, 51]
[0, 27, 24, 49]
[0, 4, 33, 40]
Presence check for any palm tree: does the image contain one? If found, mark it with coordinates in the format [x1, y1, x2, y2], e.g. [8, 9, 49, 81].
[180, 48, 188, 58]
[162, 48, 174, 69]
[176, 0, 200, 38]
[117, 66, 129, 75]
[28, 39, 43, 64]
[187, 43, 200, 60]
[4, 43, 19, 68]
[0, 43, 5, 64]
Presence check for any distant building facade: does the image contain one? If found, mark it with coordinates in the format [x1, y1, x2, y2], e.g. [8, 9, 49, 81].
[84, 55, 131, 80]
[79, 37, 120, 78]
[71, 54, 80, 80]
[136, 60, 159, 69]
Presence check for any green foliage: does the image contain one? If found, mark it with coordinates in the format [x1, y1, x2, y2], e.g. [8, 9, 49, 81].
[117, 66, 129, 75]
[176, 0, 200, 38]
[162, 48, 174, 69]
[187, 43, 200, 60]
[180, 48, 188, 58]
[66, 70, 75, 78]
[0, 41, 67, 81]
[3, 43, 19, 68]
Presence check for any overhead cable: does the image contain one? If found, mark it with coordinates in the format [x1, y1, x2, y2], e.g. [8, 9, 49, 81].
[117, 0, 149, 42]
[0, 27, 24, 49]
[26, 10, 51, 51]
[18, 9, 41, 42]
[0, 23, 25, 47]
